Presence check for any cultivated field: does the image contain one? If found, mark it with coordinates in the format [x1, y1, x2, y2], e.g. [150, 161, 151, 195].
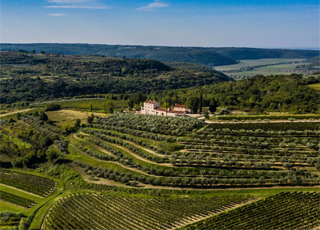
[0, 169, 60, 229]
[43, 193, 252, 230]
[68, 113, 320, 189]
[182, 192, 320, 230]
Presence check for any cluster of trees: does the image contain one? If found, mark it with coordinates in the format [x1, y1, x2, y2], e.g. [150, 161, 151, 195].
[0, 111, 67, 168]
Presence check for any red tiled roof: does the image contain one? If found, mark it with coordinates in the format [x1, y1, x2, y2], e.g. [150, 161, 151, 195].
[145, 100, 158, 104]
[168, 110, 185, 114]
[174, 104, 187, 108]
[154, 108, 167, 112]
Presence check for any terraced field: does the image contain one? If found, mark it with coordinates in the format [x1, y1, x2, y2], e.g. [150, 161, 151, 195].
[0, 169, 58, 228]
[0, 191, 35, 208]
[43, 193, 253, 230]
[68, 113, 320, 189]
[0, 169, 56, 197]
[182, 192, 320, 230]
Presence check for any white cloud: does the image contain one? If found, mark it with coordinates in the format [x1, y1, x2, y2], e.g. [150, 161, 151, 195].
[48, 13, 67, 16]
[46, 0, 109, 10]
[47, 0, 91, 3]
[137, 0, 169, 11]
[46, 5, 109, 9]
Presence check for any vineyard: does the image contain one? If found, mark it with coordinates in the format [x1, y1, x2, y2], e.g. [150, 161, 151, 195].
[67, 113, 320, 189]
[43, 193, 252, 230]
[182, 192, 320, 230]
[0, 212, 25, 228]
[0, 169, 59, 229]
[0, 169, 56, 196]
[0, 191, 35, 208]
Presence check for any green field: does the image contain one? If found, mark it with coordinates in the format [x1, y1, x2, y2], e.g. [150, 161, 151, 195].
[59, 99, 128, 112]
[213, 59, 309, 78]
[214, 59, 303, 71]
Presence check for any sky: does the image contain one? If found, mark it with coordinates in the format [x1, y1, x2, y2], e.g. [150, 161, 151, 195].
[1, 0, 319, 48]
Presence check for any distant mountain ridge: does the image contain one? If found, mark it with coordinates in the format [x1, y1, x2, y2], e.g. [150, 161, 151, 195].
[1, 43, 319, 66]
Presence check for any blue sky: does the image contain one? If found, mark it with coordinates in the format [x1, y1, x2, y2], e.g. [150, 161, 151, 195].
[1, 0, 319, 48]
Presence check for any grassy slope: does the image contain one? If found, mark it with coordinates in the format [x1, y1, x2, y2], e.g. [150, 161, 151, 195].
[46, 109, 109, 127]
[308, 83, 320, 90]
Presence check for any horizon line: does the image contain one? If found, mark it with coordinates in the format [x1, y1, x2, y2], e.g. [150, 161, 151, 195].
[1, 42, 319, 51]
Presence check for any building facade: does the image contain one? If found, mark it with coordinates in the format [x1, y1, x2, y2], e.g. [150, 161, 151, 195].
[140, 100, 160, 115]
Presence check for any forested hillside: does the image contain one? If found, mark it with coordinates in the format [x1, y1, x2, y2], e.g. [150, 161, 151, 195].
[150, 74, 320, 113]
[1, 43, 319, 66]
[215, 47, 319, 60]
[0, 52, 230, 104]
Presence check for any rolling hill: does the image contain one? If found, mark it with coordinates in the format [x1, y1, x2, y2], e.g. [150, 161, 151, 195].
[1, 43, 318, 67]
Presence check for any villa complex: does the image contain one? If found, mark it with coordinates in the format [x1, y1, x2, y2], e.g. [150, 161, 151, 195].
[140, 100, 189, 116]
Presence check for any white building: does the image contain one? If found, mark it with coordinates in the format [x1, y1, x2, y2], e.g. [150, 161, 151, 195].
[140, 100, 188, 117]
[140, 100, 160, 115]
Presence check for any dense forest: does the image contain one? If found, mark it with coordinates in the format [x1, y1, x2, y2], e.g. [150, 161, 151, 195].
[1, 43, 319, 66]
[0, 52, 230, 104]
[149, 74, 320, 114]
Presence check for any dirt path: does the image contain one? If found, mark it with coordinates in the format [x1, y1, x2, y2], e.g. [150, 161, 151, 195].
[75, 134, 116, 158]
[92, 136, 163, 165]
[123, 139, 165, 158]
[70, 142, 157, 177]
[171, 198, 259, 229]
[205, 119, 320, 124]
[0, 108, 32, 118]
[81, 130, 166, 158]
[104, 141, 180, 167]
